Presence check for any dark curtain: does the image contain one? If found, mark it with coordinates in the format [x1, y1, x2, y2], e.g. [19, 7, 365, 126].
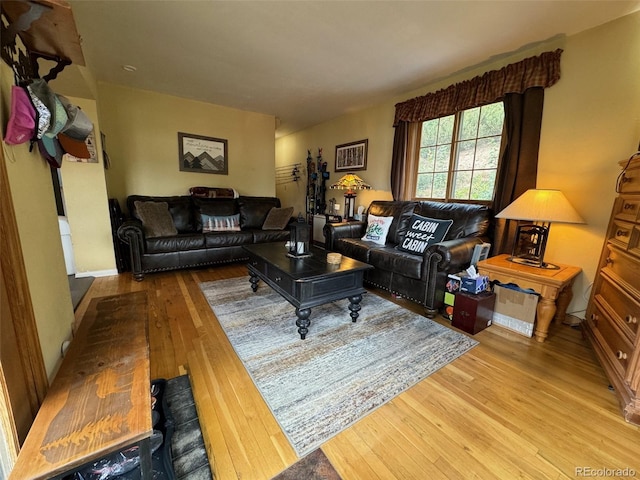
[390, 120, 408, 200]
[492, 87, 545, 254]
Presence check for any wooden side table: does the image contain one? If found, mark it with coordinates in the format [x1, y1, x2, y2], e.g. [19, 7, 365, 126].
[477, 254, 581, 343]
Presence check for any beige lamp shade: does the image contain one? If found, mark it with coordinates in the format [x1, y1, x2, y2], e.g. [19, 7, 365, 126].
[495, 189, 585, 224]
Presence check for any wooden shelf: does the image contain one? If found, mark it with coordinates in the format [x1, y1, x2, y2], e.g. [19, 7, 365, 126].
[2, 0, 84, 66]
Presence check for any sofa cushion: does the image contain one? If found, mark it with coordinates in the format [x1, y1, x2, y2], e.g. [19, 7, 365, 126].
[193, 198, 237, 231]
[128, 195, 195, 233]
[134, 201, 178, 238]
[204, 230, 253, 247]
[146, 233, 205, 254]
[397, 214, 453, 255]
[202, 213, 241, 232]
[262, 206, 294, 230]
[414, 201, 489, 240]
[361, 214, 393, 245]
[369, 247, 423, 280]
[238, 196, 281, 229]
[367, 201, 418, 245]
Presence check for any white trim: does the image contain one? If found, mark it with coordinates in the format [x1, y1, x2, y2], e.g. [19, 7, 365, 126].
[74, 269, 118, 278]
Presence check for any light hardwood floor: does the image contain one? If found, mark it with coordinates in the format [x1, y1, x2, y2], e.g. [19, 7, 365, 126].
[74, 265, 640, 480]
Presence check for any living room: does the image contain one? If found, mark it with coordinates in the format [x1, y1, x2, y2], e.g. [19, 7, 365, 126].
[1, 1, 639, 478]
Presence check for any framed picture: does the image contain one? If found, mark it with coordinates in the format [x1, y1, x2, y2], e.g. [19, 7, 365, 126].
[335, 139, 368, 172]
[178, 132, 228, 175]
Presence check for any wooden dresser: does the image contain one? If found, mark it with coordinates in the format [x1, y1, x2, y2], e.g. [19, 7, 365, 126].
[585, 156, 640, 425]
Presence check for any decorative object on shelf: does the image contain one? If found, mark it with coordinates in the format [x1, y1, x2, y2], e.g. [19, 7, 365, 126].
[495, 189, 584, 269]
[326, 252, 342, 265]
[178, 132, 228, 175]
[330, 173, 371, 220]
[335, 139, 368, 172]
[288, 214, 311, 258]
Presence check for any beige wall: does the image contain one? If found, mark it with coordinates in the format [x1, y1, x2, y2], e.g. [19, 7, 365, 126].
[59, 97, 117, 276]
[1, 62, 74, 379]
[97, 83, 276, 209]
[276, 12, 640, 319]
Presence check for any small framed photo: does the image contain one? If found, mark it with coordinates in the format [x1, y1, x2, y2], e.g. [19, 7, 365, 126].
[178, 132, 228, 175]
[335, 139, 368, 172]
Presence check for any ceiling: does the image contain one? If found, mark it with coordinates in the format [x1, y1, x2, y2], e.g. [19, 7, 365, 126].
[68, 0, 640, 138]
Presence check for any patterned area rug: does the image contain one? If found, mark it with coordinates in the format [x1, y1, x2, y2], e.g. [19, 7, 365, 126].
[199, 277, 478, 456]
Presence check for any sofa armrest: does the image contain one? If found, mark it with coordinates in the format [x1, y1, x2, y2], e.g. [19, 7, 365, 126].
[426, 237, 487, 273]
[324, 221, 366, 250]
[117, 220, 144, 246]
[117, 220, 146, 280]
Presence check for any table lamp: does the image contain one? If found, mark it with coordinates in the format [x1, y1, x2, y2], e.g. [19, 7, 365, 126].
[495, 189, 584, 269]
[329, 173, 371, 220]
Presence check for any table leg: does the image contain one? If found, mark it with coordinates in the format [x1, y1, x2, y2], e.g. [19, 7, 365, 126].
[555, 281, 575, 324]
[534, 295, 557, 343]
[249, 273, 259, 292]
[296, 307, 311, 339]
[348, 294, 363, 322]
[139, 436, 152, 480]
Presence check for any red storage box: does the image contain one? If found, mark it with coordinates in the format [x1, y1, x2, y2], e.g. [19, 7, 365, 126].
[452, 291, 496, 335]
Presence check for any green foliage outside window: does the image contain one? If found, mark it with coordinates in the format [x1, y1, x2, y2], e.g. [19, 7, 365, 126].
[415, 102, 504, 202]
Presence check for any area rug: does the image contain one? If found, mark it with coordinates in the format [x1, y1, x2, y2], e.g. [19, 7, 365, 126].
[199, 277, 478, 456]
[271, 449, 342, 480]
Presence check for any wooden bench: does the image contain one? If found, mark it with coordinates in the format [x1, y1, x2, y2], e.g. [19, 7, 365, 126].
[9, 291, 152, 480]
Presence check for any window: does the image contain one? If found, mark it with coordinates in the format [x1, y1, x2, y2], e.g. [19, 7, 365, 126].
[414, 101, 505, 202]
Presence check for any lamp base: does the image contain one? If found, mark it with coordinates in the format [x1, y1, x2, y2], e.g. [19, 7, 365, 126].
[506, 256, 560, 270]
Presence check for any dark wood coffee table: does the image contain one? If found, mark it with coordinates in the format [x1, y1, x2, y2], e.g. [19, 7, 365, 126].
[243, 243, 373, 339]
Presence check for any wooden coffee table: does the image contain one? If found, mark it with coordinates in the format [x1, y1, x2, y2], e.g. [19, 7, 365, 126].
[243, 243, 373, 339]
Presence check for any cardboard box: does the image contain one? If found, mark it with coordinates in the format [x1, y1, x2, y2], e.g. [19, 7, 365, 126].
[460, 275, 489, 294]
[492, 284, 539, 337]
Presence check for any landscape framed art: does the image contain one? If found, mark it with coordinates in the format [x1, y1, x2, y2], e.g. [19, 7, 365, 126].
[178, 132, 228, 175]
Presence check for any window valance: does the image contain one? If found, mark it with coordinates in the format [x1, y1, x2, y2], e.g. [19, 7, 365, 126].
[393, 49, 562, 125]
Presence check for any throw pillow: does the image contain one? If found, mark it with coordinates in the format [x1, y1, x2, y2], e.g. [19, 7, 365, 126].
[262, 206, 294, 230]
[202, 213, 241, 232]
[134, 201, 178, 238]
[397, 214, 453, 254]
[361, 214, 394, 245]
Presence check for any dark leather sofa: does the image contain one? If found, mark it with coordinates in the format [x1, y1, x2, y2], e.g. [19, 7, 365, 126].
[324, 200, 490, 317]
[117, 195, 291, 280]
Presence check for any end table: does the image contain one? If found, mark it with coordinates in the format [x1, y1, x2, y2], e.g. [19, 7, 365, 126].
[477, 254, 581, 343]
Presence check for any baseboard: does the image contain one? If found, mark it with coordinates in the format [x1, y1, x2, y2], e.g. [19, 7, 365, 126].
[74, 269, 118, 278]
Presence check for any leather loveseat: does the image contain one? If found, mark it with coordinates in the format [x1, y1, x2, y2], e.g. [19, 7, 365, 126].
[117, 195, 292, 280]
[324, 200, 490, 317]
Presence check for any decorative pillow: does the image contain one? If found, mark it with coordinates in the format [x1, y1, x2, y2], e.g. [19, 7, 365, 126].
[134, 201, 178, 238]
[202, 213, 241, 232]
[361, 214, 394, 245]
[262, 206, 294, 230]
[397, 214, 453, 254]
